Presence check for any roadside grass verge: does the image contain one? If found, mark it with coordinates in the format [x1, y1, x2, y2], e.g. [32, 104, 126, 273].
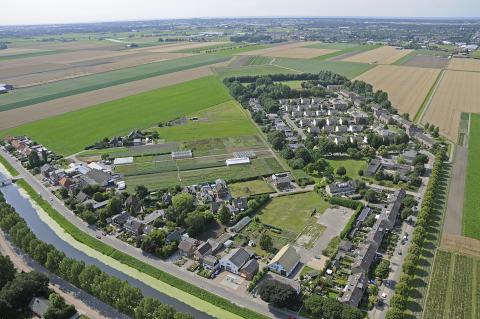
[0, 154, 19, 177]
[2, 76, 232, 156]
[0, 54, 229, 112]
[16, 179, 269, 319]
[463, 113, 480, 239]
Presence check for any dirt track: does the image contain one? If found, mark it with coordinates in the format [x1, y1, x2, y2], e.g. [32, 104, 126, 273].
[442, 145, 467, 236]
[0, 62, 228, 130]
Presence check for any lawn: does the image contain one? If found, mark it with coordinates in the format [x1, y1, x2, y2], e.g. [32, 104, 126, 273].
[2, 76, 232, 156]
[0, 54, 229, 112]
[272, 58, 375, 79]
[325, 157, 367, 180]
[154, 101, 258, 142]
[463, 113, 480, 239]
[278, 80, 304, 89]
[258, 192, 329, 235]
[229, 179, 275, 197]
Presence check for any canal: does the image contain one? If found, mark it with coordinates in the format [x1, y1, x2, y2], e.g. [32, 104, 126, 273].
[0, 174, 212, 319]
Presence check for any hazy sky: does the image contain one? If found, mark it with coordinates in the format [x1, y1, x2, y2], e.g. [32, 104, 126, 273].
[2, 0, 480, 25]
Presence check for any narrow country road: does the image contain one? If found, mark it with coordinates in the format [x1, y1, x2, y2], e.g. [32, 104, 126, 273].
[0, 148, 300, 319]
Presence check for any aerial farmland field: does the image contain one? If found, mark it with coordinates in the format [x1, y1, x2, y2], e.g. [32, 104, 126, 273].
[237, 41, 337, 59]
[341, 46, 413, 64]
[424, 250, 480, 319]
[1, 76, 232, 155]
[447, 57, 480, 72]
[0, 54, 229, 112]
[421, 71, 480, 140]
[463, 114, 480, 239]
[355, 65, 440, 117]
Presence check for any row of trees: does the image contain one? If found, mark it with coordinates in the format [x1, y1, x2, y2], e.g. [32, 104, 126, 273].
[0, 194, 192, 319]
[303, 294, 364, 319]
[385, 147, 446, 319]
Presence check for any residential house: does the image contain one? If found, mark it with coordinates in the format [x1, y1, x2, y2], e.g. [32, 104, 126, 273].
[75, 191, 88, 203]
[40, 163, 55, 178]
[220, 248, 252, 275]
[272, 172, 291, 189]
[268, 244, 300, 277]
[340, 272, 367, 307]
[240, 259, 259, 280]
[124, 218, 145, 236]
[195, 241, 213, 260]
[166, 230, 182, 243]
[233, 197, 248, 211]
[402, 149, 418, 165]
[111, 211, 129, 227]
[202, 255, 219, 270]
[326, 181, 357, 196]
[351, 242, 378, 274]
[178, 238, 197, 258]
[162, 193, 172, 206]
[58, 177, 74, 189]
[215, 179, 230, 200]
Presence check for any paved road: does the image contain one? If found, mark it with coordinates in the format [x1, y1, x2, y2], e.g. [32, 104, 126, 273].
[368, 221, 414, 319]
[442, 145, 466, 236]
[282, 115, 306, 140]
[0, 148, 299, 319]
[0, 231, 128, 319]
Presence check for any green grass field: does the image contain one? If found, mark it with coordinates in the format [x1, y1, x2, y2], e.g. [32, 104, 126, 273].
[0, 54, 229, 112]
[214, 65, 299, 79]
[423, 250, 480, 319]
[305, 42, 359, 50]
[259, 192, 328, 235]
[277, 80, 304, 89]
[229, 179, 275, 197]
[154, 101, 257, 142]
[326, 157, 367, 180]
[2, 76, 231, 155]
[463, 113, 480, 239]
[246, 56, 274, 65]
[393, 49, 452, 65]
[272, 58, 374, 79]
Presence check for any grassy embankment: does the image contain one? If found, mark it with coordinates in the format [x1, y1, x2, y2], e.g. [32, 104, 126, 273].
[0, 154, 19, 177]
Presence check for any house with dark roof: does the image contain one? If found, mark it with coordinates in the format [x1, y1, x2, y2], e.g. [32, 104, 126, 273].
[268, 244, 300, 277]
[28, 297, 50, 318]
[233, 197, 248, 211]
[351, 242, 378, 274]
[111, 211, 129, 227]
[166, 230, 182, 243]
[202, 255, 219, 270]
[219, 247, 252, 275]
[240, 259, 259, 280]
[40, 163, 55, 178]
[366, 158, 382, 177]
[124, 218, 145, 236]
[340, 272, 367, 307]
[355, 206, 372, 228]
[272, 172, 291, 189]
[75, 191, 89, 203]
[215, 179, 230, 200]
[178, 238, 197, 258]
[195, 241, 212, 260]
[326, 181, 357, 196]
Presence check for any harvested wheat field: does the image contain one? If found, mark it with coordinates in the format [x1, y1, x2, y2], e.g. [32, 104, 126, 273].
[0, 48, 45, 56]
[422, 70, 480, 140]
[356, 65, 440, 116]
[447, 57, 480, 72]
[237, 41, 333, 59]
[343, 46, 413, 64]
[0, 63, 227, 131]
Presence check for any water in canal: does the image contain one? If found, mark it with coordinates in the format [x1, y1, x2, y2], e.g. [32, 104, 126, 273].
[0, 174, 212, 319]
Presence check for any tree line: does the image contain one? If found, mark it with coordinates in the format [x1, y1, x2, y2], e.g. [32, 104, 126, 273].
[0, 194, 193, 319]
[385, 147, 447, 319]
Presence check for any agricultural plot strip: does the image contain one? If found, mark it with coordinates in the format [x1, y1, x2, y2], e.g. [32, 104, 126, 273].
[341, 46, 413, 64]
[0, 54, 229, 112]
[447, 58, 480, 72]
[421, 71, 480, 141]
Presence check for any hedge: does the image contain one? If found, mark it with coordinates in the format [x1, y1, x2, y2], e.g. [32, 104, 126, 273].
[16, 180, 270, 319]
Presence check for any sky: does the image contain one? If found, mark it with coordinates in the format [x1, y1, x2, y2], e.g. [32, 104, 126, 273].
[2, 0, 480, 25]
